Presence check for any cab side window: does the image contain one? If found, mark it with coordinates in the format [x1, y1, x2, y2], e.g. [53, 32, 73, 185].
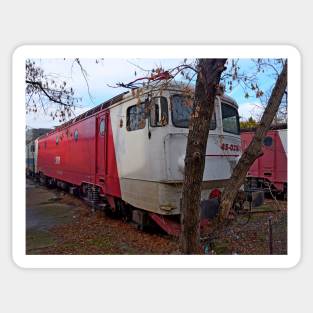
[263, 136, 273, 147]
[126, 103, 146, 131]
[150, 97, 168, 127]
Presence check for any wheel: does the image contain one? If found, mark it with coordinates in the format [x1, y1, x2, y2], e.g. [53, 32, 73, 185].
[116, 199, 132, 222]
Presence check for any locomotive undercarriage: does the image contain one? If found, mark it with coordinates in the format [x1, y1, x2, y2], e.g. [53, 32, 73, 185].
[30, 171, 246, 236]
[32, 172, 161, 231]
[245, 177, 287, 200]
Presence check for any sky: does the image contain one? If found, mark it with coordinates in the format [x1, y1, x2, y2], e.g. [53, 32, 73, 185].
[26, 58, 280, 129]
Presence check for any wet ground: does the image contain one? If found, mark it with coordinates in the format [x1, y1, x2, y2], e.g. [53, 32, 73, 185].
[26, 179, 287, 255]
[26, 180, 79, 253]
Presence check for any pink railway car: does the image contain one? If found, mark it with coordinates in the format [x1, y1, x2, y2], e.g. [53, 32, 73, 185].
[241, 125, 287, 196]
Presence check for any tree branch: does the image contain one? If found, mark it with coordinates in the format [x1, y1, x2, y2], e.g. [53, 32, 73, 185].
[26, 80, 72, 107]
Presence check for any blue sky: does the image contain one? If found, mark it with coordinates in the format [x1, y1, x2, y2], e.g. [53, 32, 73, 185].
[26, 58, 282, 128]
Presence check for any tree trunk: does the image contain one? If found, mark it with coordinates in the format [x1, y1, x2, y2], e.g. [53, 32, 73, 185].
[181, 59, 227, 254]
[219, 61, 287, 220]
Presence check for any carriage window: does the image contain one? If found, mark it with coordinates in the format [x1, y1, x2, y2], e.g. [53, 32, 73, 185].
[221, 103, 240, 135]
[171, 95, 216, 129]
[74, 129, 79, 141]
[127, 103, 146, 131]
[56, 136, 59, 145]
[99, 119, 105, 135]
[150, 97, 168, 127]
[263, 136, 273, 146]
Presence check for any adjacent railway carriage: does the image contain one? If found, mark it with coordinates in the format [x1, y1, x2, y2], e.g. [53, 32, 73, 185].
[34, 85, 242, 219]
[26, 141, 36, 176]
[26, 128, 50, 176]
[241, 125, 287, 195]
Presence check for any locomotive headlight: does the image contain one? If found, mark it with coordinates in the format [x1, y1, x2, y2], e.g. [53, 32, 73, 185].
[178, 154, 185, 174]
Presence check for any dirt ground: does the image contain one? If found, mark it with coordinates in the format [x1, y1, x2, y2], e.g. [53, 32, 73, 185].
[26, 179, 180, 254]
[26, 179, 287, 255]
[203, 200, 287, 255]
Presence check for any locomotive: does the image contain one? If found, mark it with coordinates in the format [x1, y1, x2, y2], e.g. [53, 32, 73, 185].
[28, 84, 242, 232]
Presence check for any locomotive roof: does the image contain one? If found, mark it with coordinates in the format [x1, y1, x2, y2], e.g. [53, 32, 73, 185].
[40, 83, 238, 138]
[41, 90, 128, 138]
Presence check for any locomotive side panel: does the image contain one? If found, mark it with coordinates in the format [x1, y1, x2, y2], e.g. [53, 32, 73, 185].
[37, 117, 97, 186]
[36, 111, 121, 198]
[66, 117, 96, 185]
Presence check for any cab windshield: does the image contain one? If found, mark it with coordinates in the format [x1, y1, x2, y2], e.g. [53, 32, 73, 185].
[171, 95, 216, 129]
[221, 103, 240, 135]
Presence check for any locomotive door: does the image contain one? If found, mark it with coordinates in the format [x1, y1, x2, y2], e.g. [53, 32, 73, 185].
[96, 113, 107, 185]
